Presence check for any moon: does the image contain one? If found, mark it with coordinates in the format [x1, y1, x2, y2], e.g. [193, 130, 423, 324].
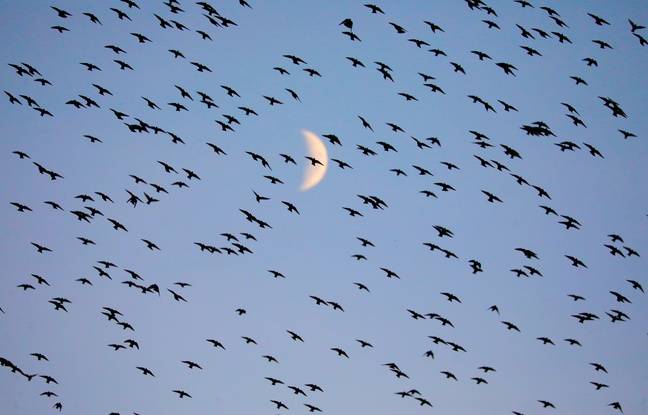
[300, 129, 328, 191]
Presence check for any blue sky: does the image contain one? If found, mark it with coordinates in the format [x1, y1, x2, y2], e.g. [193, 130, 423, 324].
[1, 1, 647, 414]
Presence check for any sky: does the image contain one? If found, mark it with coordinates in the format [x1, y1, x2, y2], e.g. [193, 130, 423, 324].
[1, 0, 647, 414]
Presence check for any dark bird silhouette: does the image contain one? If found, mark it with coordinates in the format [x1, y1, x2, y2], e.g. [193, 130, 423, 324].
[482, 190, 503, 203]
[51, 25, 69, 33]
[262, 355, 278, 363]
[285, 88, 301, 102]
[498, 100, 518, 111]
[538, 400, 556, 409]
[31, 242, 52, 253]
[169, 49, 185, 59]
[206, 339, 225, 350]
[130, 32, 151, 43]
[331, 347, 349, 358]
[364, 4, 384, 14]
[136, 366, 155, 376]
[618, 129, 636, 139]
[358, 115, 373, 131]
[627, 279, 644, 293]
[565, 255, 587, 268]
[568, 294, 586, 301]
[263, 95, 283, 106]
[340, 18, 353, 30]
[353, 282, 370, 292]
[287, 330, 304, 342]
[537, 336, 555, 345]
[409, 38, 430, 48]
[168, 289, 187, 302]
[343, 207, 363, 217]
[502, 321, 520, 332]
[552, 32, 572, 43]
[610, 291, 631, 304]
[590, 362, 608, 373]
[173, 390, 191, 399]
[283, 54, 307, 65]
[592, 39, 613, 49]
[346, 57, 365, 67]
[482, 20, 500, 29]
[303, 68, 321, 77]
[265, 376, 283, 385]
[304, 403, 323, 412]
[629, 18, 645, 32]
[182, 360, 202, 370]
[10, 202, 32, 212]
[496, 62, 517, 76]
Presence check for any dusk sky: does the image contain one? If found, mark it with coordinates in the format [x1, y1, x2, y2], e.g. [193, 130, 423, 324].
[1, 1, 647, 414]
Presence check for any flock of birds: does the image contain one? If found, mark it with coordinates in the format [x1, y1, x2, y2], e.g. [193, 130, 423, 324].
[1, 0, 646, 414]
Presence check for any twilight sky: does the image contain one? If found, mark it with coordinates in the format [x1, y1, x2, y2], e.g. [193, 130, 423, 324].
[1, 1, 647, 414]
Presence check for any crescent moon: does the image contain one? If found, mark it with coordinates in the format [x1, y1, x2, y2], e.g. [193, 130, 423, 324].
[300, 130, 329, 191]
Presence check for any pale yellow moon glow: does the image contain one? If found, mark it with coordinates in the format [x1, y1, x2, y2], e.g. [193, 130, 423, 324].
[300, 129, 328, 191]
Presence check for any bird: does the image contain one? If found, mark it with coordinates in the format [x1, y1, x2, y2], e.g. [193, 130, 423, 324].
[263, 95, 283, 106]
[339, 18, 353, 30]
[502, 321, 521, 332]
[482, 190, 503, 203]
[31, 242, 52, 253]
[496, 62, 517, 76]
[588, 13, 610, 26]
[181, 360, 203, 370]
[265, 376, 283, 385]
[488, 305, 500, 314]
[262, 355, 278, 363]
[356, 339, 373, 348]
[565, 255, 587, 268]
[168, 289, 187, 302]
[288, 385, 307, 396]
[346, 56, 365, 67]
[538, 400, 556, 409]
[310, 295, 328, 306]
[537, 337, 555, 345]
[441, 371, 457, 380]
[287, 330, 304, 342]
[583, 57, 598, 67]
[618, 129, 636, 139]
[303, 68, 321, 77]
[172, 390, 191, 399]
[592, 39, 613, 49]
[364, 4, 384, 14]
[629, 18, 645, 32]
[353, 282, 370, 292]
[627, 279, 644, 293]
[10, 202, 32, 212]
[570, 76, 588, 86]
[136, 367, 155, 376]
[141, 239, 160, 250]
[305, 383, 324, 392]
[271, 400, 288, 410]
[285, 88, 301, 102]
[343, 207, 363, 217]
[590, 381, 608, 390]
[330, 347, 349, 358]
[283, 54, 307, 65]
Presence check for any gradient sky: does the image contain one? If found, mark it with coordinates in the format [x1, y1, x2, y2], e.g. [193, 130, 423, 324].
[1, 1, 647, 414]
